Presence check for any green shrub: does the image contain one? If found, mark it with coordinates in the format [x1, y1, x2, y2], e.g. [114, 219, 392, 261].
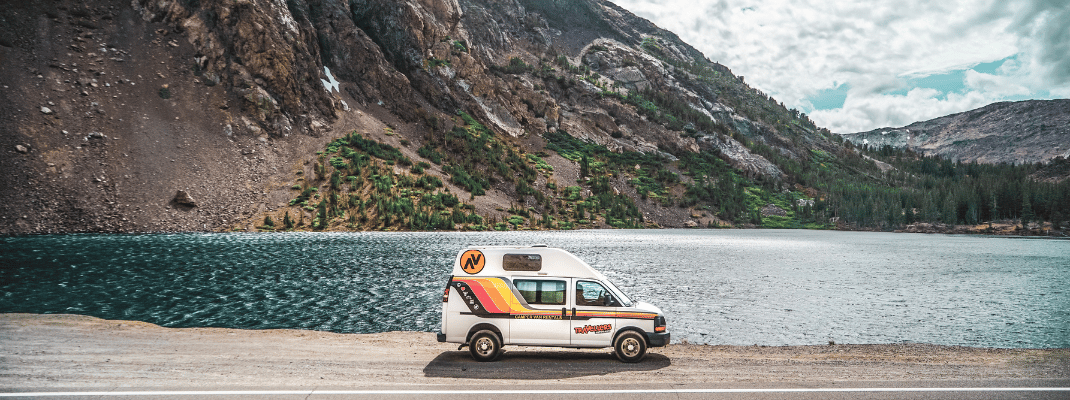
[426, 58, 450, 68]
[492, 57, 533, 74]
[453, 40, 468, 53]
[418, 144, 444, 164]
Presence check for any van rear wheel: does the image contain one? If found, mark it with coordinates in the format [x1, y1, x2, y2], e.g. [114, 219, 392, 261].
[614, 331, 647, 363]
[469, 330, 502, 362]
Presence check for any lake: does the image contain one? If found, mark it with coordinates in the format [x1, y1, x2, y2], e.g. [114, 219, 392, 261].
[1, 230, 1067, 348]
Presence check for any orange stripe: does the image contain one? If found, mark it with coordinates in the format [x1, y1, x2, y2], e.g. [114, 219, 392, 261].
[474, 279, 511, 313]
[577, 311, 656, 319]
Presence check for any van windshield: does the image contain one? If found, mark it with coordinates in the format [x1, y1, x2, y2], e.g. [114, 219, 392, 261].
[602, 280, 633, 307]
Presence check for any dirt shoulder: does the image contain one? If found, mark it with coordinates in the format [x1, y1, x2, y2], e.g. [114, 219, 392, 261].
[2, 314, 1067, 389]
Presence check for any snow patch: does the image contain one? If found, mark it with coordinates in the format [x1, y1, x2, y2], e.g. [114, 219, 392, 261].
[321, 66, 340, 94]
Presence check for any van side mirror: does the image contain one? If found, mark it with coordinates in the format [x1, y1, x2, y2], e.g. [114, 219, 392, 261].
[605, 296, 620, 307]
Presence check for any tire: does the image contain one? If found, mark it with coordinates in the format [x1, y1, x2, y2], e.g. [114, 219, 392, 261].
[613, 331, 647, 363]
[468, 330, 502, 362]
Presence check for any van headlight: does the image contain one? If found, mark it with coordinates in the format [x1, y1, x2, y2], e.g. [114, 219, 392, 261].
[654, 315, 666, 333]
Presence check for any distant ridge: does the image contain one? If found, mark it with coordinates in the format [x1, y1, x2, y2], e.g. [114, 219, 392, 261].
[841, 99, 1070, 165]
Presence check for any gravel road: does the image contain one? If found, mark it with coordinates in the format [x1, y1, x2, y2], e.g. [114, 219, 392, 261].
[2, 313, 1067, 389]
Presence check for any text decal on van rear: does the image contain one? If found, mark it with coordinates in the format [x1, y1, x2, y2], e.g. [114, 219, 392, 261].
[452, 281, 488, 315]
[460, 250, 486, 274]
[574, 324, 612, 334]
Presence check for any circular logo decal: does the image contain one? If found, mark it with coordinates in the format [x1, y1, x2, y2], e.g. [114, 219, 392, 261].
[460, 250, 486, 274]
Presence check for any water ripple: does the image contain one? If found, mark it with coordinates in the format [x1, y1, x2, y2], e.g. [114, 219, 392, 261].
[1, 231, 1068, 348]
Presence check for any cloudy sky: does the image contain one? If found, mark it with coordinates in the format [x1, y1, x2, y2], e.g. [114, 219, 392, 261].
[613, 0, 1070, 133]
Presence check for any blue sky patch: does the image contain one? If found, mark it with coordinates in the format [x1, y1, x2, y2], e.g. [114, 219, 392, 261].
[908, 71, 966, 100]
[882, 55, 1018, 99]
[973, 55, 1015, 74]
[807, 83, 850, 111]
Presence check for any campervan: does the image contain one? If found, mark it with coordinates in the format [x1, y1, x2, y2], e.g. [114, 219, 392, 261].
[438, 245, 669, 362]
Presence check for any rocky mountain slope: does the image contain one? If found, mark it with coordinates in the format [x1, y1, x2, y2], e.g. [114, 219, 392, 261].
[3, 0, 1064, 235]
[2, 0, 847, 234]
[840, 99, 1070, 166]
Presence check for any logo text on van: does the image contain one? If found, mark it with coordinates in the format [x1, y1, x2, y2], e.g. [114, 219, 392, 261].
[574, 324, 612, 334]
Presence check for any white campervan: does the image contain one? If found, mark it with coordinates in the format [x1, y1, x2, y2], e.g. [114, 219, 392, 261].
[437, 245, 669, 362]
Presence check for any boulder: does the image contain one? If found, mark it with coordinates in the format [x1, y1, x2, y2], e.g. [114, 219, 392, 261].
[760, 204, 787, 217]
[173, 190, 197, 207]
[15, 144, 28, 153]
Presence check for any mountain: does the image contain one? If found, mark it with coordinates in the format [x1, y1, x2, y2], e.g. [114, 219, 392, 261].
[840, 99, 1070, 165]
[1, 0, 1066, 235]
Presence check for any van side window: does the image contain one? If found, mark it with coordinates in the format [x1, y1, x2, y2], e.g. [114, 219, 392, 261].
[503, 254, 542, 271]
[514, 279, 566, 305]
[576, 280, 618, 307]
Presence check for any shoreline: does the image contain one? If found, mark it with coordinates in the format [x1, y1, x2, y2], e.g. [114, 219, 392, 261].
[3, 313, 1067, 388]
[2, 225, 1067, 237]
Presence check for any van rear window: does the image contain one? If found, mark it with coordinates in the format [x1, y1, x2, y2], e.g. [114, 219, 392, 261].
[514, 279, 565, 305]
[503, 254, 542, 271]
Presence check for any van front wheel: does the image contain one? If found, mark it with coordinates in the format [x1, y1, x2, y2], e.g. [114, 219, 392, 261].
[469, 330, 502, 362]
[614, 331, 647, 363]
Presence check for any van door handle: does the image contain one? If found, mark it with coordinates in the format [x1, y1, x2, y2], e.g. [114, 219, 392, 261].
[572, 308, 576, 318]
[561, 307, 567, 318]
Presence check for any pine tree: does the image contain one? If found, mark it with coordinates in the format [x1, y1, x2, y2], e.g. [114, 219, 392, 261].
[580, 154, 590, 178]
[283, 211, 295, 229]
[1021, 191, 1035, 230]
[988, 194, 998, 228]
[942, 194, 957, 225]
[315, 200, 328, 230]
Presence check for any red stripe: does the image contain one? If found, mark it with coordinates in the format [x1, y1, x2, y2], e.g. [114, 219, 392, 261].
[465, 280, 508, 314]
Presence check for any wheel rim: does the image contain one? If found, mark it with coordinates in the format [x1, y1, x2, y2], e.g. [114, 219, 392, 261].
[474, 337, 494, 357]
[621, 337, 641, 358]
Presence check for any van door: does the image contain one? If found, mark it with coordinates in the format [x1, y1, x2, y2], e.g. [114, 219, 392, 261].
[510, 278, 571, 345]
[570, 279, 620, 347]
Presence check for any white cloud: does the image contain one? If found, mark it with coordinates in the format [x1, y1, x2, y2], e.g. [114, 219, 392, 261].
[612, 0, 1069, 133]
[810, 89, 991, 133]
[964, 70, 1030, 98]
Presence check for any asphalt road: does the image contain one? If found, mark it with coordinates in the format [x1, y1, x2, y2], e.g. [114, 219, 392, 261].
[2, 314, 1068, 400]
[5, 383, 1070, 400]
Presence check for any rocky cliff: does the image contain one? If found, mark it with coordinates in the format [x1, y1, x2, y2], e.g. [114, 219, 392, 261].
[0, 0, 859, 234]
[840, 99, 1070, 166]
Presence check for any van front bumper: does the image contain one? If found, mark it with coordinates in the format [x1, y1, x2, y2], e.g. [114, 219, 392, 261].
[646, 331, 670, 347]
[437, 333, 446, 342]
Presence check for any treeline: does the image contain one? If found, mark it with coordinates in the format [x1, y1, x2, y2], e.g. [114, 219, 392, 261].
[819, 145, 1070, 230]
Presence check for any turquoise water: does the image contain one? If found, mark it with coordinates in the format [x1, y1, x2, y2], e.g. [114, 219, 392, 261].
[1, 230, 1067, 348]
